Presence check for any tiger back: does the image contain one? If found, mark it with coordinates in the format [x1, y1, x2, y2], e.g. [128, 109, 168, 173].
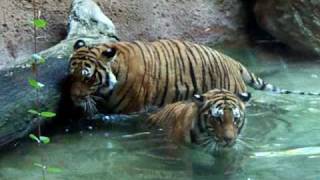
[69, 39, 320, 115]
[69, 39, 247, 114]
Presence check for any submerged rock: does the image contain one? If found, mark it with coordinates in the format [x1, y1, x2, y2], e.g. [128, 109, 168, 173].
[254, 0, 320, 56]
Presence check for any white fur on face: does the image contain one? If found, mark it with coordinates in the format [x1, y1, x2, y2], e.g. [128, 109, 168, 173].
[233, 107, 241, 118]
[211, 106, 224, 117]
[108, 71, 117, 89]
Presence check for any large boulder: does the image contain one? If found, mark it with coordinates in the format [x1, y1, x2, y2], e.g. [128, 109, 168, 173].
[254, 0, 320, 56]
[0, 0, 118, 148]
[0, 0, 248, 70]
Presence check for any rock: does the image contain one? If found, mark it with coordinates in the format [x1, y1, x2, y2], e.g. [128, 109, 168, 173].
[0, 0, 117, 148]
[67, 0, 116, 39]
[108, 0, 247, 44]
[0, 0, 71, 70]
[254, 0, 320, 56]
[0, 0, 248, 70]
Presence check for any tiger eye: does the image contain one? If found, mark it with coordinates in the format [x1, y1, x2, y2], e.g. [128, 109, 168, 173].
[84, 62, 91, 68]
[74, 40, 86, 50]
[102, 47, 116, 58]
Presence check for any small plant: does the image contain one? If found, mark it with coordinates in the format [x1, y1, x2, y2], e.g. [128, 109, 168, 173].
[27, 0, 62, 179]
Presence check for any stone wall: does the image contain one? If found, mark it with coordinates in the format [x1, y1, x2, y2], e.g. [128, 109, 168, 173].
[255, 0, 320, 56]
[0, 0, 248, 69]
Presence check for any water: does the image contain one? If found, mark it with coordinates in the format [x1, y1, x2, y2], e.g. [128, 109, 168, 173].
[1, 48, 320, 180]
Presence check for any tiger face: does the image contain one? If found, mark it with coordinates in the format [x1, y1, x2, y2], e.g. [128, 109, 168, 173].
[69, 40, 118, 114]
[192, 89, 250, 151]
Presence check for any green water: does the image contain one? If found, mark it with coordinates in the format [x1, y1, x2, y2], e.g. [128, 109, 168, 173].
[1, 49, 320, 180]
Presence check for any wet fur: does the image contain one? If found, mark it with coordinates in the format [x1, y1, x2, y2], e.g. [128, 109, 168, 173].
[147, 89, 248, 152]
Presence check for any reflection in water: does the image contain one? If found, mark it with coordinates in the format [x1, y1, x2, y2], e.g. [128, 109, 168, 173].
[1, 50, 320, 180]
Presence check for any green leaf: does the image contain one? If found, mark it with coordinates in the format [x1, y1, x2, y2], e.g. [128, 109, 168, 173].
[28, 109, 40, 115]
[32, 19, 48, 29]
[47, 167, 63, 173]
[39, 136, 50, 144]
[38, 58, 46, 64]
[28, 78, 45, 89]
[29, 134, 40, 143]
[40, 111, 56, 118]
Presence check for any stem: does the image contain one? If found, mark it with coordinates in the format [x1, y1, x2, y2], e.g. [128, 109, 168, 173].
[32, 0, 45, 179]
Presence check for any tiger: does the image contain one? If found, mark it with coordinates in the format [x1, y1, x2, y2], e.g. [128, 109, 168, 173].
[69, 39, 320, 115]
[147, 89, 251, 152]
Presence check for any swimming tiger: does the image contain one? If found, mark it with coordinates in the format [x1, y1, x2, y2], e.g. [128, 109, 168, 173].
[147, 89, 251, 152]
[69, 39, 320, 115]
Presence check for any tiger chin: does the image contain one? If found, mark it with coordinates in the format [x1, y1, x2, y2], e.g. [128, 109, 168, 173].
[147, 89, 251, 153]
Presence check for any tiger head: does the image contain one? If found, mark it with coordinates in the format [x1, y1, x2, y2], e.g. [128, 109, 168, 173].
[192, 89, 251, 151]
[69, 40, 118, 114]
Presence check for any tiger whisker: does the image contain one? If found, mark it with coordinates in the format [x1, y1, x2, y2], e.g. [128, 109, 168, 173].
[236, 138, 253, 150]
[200, 138, 212, 147]
[237, 135, 256, 142]
[91, 95, 104, 102]
[81, 96, 98, 116]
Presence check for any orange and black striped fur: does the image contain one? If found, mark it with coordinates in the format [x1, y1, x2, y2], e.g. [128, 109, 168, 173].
[69, 39, 319, 114]
[148, 89, 250, 152]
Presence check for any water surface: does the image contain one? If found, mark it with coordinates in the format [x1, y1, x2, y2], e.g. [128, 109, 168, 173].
[1, 48, 320, 180]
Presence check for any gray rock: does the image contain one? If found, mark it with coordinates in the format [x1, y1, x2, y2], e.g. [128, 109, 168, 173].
[0, 0, 116, 148]
[67, 0, 116, 39]
[255, 0, 320, 56]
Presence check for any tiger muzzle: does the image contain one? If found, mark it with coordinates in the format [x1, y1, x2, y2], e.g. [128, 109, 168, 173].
[70, 81, 91, 105]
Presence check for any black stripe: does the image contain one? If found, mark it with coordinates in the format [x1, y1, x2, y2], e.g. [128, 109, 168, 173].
[205, 47, 217, 89]
[193, 44, 208, 92]
[171, 40, 187, 74]
[260, 82, 266, 90]
[184, 82, 190, 99]
[211, 52, 224, 89]
[190, 130, 197, 143]
[210, 51, 222, 89]
[107, 43, 135, 109]
[167, 40, 182, 101]
[158, 41, 170, 106]
[202, 46, 215, 89]
[112, 84, 135, 112]
[153, 43, 163, 105]
[197, 113, 205, 133]
[142, 42, 154, 107]
[182, 42, 198, 95]
[132, 42, 148, 104]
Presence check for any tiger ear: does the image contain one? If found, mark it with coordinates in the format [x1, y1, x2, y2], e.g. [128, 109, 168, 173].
[102, 47, 117, 59]
[237, 92, 251, 102]
[74, 40, 86, 50]
[192, 94, 204, 104]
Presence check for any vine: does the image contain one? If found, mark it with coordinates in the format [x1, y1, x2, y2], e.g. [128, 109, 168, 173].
[27, 0, 62, 179]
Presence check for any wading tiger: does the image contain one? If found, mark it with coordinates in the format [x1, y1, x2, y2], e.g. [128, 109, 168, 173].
[147, 89, 251, 152]
[69, 39, 319, 115]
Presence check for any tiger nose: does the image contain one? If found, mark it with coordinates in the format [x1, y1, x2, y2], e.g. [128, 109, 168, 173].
[71, 86, 84, 97]
[224, 137, 234, 144]
[223, 131, 236, 145]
